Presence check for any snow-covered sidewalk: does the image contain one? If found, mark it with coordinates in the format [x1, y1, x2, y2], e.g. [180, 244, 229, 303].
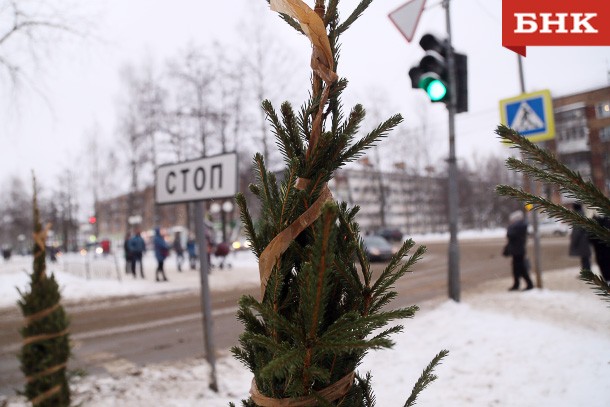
[0, 250, 261, 309]
[1, 244, 610, 406]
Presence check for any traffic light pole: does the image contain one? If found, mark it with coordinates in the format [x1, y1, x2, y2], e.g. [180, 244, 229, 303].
[444, 0, 460, 302]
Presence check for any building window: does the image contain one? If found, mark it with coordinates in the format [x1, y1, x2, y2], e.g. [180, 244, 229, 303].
[596, 101, 610, 118]
[600, 127, 610, 143]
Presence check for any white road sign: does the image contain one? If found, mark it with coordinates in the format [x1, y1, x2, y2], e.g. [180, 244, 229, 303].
[388, 0, 426, 43]
[155, 152, 238, 204]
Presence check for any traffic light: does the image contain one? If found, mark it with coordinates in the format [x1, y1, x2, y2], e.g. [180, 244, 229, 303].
[409, 33, 449, 103]
[88, 216, 97, 225]
[408, 33, 468, 113]
[454, 52, 468, 114]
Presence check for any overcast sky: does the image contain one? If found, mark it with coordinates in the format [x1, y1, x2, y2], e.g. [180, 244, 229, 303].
[1, 0, 609, 198]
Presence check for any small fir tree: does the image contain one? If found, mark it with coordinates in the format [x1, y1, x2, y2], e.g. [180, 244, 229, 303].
[231, 1, 447, 405]
[17, 175, 71, 406]
[496, 124, 610, 302]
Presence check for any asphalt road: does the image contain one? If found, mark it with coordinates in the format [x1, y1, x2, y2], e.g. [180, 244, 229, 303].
[0, 236, 577, 396]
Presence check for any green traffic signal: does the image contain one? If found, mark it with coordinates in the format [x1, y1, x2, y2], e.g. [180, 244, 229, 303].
[418, 75, 448, 102]
[426, 79, 448, 101]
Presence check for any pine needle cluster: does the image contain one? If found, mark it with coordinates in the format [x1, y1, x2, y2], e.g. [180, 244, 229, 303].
[231, 1, 447, 405]
[495, 124, 610, 303]
[17, 176, 71, 406]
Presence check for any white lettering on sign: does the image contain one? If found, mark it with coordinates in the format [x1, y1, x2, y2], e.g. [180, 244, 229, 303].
[155, 152, 237, 204]
[514, 13, 598, 34]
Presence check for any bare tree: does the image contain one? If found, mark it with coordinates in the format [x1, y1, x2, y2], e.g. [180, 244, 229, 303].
[0, 175, 32, 250]
[0, 0, 91, 90]
[238, 1, 302, 169]
[117, 61, 167, 226]
[54, 167, 79, 251]
[166, 44, 217, 158]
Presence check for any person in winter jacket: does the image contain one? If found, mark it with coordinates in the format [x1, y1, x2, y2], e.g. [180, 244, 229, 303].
[186, 234, 197, 270]
[173, 231, 184, 272]
[569, 203, 591, 271]
[589, 215, 610, 283]
[128, 228, 146, 278]
[505, 210, 534, 291]
[123, 232, 133, 276]
[153, 227, 170, 282]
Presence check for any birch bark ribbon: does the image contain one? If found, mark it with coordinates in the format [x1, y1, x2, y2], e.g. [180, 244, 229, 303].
[269, 0, 338, 151]
[250, 371, 355, 406]
[258, 179, 333, 297]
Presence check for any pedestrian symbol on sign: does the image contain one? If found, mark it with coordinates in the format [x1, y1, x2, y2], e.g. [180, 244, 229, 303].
[510, 101, 544, 133]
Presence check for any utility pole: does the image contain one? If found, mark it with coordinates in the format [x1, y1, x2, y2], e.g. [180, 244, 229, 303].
[517, 55, 543, 288]
[444, 0, 460, 302]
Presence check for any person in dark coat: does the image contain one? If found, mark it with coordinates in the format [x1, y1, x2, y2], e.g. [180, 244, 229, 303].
[186, 233, 197, 270]
[569, 203, 591, 270]
[173, 231, 185, 272]
[123, 232, 133, 276]
[506, 210, 534, 291]
[153, 227, 170, 282]
[128, 228, 146, 278]
[589, 215, 610, 283]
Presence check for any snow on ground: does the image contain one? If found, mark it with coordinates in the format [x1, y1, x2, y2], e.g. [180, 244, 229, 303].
[2, 231, 610, 406]
[0, 250, 261, 308]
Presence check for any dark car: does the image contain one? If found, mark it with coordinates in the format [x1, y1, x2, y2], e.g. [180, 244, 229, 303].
[363, 235, 394, 262]
[376, 228, 403, 242]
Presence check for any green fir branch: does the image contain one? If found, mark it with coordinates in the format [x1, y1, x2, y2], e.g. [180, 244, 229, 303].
[337, 104, 365, 146]
[356, 372, 376, 407]
[579, 270, 610, 305]
[259, 348, 303, 381]
[496, 125, 610, 216]
[496, 185, 610, 243]
[262, 0, 305, 35]
[337, 0, 374, 34]
[371, 239, 420, 295]
[340, 113, 403, 165]
[280, 102, 306, 166]
[278, 160, 300, 227]
[235, 193, 262, 257]
[303, 204, 338, 341]
[241, 296, 302, 341]
[324, 0, 340, 26]
[404, 350, 449, 407]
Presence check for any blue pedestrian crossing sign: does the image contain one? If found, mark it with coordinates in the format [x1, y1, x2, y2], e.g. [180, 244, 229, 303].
[499, 89, 555, 143]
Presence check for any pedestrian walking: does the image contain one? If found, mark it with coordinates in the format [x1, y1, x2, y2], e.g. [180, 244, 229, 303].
[123, 232, 133, 276]
[504, 210, 534, 291]
[186, 233, 197, 270]
[154, 228, 170, 282]
[569, 202, 591, 271]
[590, 215, 610, 283]
[173, 231, 184, 272]
[128, 228, 146, 278]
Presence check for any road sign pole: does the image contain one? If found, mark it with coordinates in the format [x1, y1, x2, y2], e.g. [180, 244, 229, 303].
[155, 152, 237, 392]
[517, 56, 543, 288]
[194, 200, 218, 392]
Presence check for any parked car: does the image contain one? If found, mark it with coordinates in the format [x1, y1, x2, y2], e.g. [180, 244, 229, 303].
[376, 228, 403, 242]
[528, 217, 569, 237]
[362, 235, 394, 262]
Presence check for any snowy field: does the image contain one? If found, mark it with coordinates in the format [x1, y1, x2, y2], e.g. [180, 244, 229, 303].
[1, 230, 610, 406]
